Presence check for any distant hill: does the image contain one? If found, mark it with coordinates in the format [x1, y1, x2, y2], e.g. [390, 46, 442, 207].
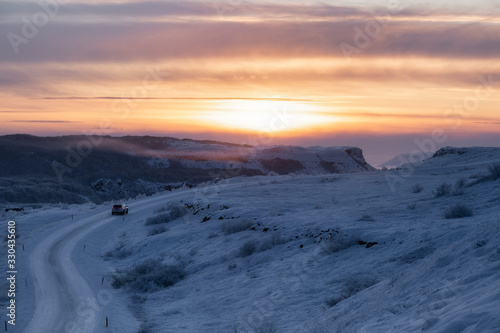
[378, 151, 434, 169]
[0, 135, 374, 204]
[419, 146, 500, 169]
[388, 146, 500, 173]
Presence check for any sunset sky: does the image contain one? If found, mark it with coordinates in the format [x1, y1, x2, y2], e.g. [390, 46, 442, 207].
[1, 0, 499, 164]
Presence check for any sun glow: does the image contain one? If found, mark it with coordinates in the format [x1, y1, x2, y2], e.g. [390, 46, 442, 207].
[201, 99, 335, 133]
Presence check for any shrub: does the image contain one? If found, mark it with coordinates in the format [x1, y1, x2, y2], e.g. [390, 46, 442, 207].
[487, 164, 500, 180]
[271, 233, 287, 246]
[399, 246, 435, 264]
[455, 177, 466, 189]
[444, 203, 473, 219]
[146, 205, 187, 225]
[237, 239, 259, 257]
[434, 183, 451, 197]
[468, 164, 500, 186]
[259, 233, 287, 251]
[322, 233, 359, 254]
[357, 215, 375, 222]
[342, 276, 378, 297]
[412, 184, 424, 193]
[111, 258, 185, 292]
[453, 178, 467, 196]
[320, 176, 339, 183]
[325, 275, 378, 307]
[406, 203, 417, 210]
[147, 225, 168, 236]
[104, 242, 133, 260]
[221, 220, 253, 235]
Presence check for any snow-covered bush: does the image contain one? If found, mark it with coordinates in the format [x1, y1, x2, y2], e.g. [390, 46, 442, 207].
[412, 184, 424, 193]
[444, 203, 473, 219]
[237, 239, 259, 258]
[434, 183, 451, 197]
[322, 233, 359, 254]
[406, 203, 417, 210]
[111, 258, 185, 292]
[320, 176, 339, 183]
[104, 242, 133, 260]
[453, 178, 467, 196]
[146, 205, 187, 225]
[487, 164, 500, 180]
[259, 233, 288, 251]
[154, 201, 181, 213]
[221, 220, 253, 235]
[147, 225, 168, 236]
[468, 164, 500, 186]
[325, 275, 378, 307]
[357, 214, 375, 222]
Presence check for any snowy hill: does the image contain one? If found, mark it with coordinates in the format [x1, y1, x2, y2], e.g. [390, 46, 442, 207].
[378, 151, 434, 169]
[424, 146, 500, 169]
[0, 135, 374, 205]
[4, 146, 500, 332]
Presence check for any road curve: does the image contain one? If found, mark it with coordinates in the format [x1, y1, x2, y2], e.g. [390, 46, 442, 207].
[23, 181, 248, 332]
[25, 209, 108, 333]
[23, 190, 186, 333]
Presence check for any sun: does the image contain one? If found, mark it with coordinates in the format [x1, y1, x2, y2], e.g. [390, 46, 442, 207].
[201, 99, 332, 133]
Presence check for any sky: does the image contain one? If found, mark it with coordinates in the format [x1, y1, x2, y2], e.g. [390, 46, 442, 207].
[1, 0, 499, 165]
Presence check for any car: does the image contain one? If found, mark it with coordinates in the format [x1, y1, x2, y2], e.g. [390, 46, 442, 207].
[112, 204, 128, 215]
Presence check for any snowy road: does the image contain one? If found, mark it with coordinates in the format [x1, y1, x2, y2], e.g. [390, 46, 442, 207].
[25, 210, 108, 333]
[22, 190, 191, 333]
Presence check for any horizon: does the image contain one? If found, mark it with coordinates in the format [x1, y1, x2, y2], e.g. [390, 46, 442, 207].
[3, 132, 500, 167]
[1, 0, 499, 166]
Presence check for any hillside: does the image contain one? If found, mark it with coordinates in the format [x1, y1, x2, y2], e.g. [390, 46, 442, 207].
[378, 151, 434, 169]
[0, 135, 374, 205]
[4, 146, 500, 332]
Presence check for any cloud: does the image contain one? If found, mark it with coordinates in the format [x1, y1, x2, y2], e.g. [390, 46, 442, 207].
[1, 2, 499, 63]
[474, 121, 500, 125]
[8, 120, 80, 123]
[0, 1, 389, 20]
[37, 96, 319, 102]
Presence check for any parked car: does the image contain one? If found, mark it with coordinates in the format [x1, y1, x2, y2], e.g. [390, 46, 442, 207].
[112, 204, 128, 215]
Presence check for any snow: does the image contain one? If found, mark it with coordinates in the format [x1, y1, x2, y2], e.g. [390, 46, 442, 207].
[378, 151, 434, 169]
[146, 144, 375, 175]
[2, 147, 500, 332]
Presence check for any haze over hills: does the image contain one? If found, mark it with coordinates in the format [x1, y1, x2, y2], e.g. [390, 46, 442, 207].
[0, 135, 374, 204]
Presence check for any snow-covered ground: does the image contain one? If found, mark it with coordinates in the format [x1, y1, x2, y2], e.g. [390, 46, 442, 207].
[2, 147, 500, 332]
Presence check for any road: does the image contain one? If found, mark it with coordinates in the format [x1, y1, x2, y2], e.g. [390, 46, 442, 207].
[22, 190, 186, 333]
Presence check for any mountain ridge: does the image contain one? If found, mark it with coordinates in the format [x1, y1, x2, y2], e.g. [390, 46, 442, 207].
[0, 135, 374, 204]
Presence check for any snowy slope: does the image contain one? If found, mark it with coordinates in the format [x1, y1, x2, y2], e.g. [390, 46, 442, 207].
[395, 146, 500, 171]
[2, 147, 500, 332]
[379, 151, 434, 169]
